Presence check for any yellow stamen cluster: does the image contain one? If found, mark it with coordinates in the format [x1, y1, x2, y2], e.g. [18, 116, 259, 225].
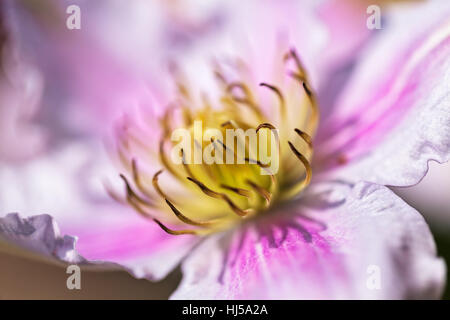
[111, 49, 319, 236]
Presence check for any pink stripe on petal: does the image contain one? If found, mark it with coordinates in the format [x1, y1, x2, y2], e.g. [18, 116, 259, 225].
[67, 217, 199, 280]
[316, 2, 450, 186]
[172, 182, 445, 299]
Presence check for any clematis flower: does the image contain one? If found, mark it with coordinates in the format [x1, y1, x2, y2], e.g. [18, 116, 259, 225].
[1, 0, 450, 300]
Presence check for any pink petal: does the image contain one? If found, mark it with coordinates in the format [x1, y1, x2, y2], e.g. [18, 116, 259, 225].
[394, 161, 450, 228]
[317, 1, 450, 186]
[0, 38, 46, 162]
[0, 142, 198, 281]
[8, 1, 174, 135]
[0, 212, 86, 264]
[317, 0, 373, 72]
[68, 217, 199, 281]
[171, 182, 445, 299]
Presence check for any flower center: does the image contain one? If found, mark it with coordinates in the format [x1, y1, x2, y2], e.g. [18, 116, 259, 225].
[112, 49, 319, 236]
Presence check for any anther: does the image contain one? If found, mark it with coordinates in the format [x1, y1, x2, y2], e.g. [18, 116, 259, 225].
[165, 199, 219, 227]
[259, 83, 286, 116]
[294, 128, 313, 149]
[180, 148, 195, 178]
[159, 138, 183, 180]
[187, 177, 250, 217]
[285, 141, 313, 199]
[246, 179, 272, 205]
[131, 159, 155, 200]
[119, 174, 154, 207]
[220, 184, 251, 198]
[152, 218, 199, 236]
[152, 169, 174, 203]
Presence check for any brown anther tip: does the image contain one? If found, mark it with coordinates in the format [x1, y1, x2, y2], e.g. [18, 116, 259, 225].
[165, 198, 174, 208]
[259, 82, 280, 93]
[287, 71, 306, 82]
[131, 159, 139, 178]
[294, 128, 313, 147]
[187, 176, 247, 217]
[220, 184, 251, 198]
[187, 176, 204, 188]
[152, 170, 164, 185]
[187, 176, 198, 184]
[165, 198, 219, 227]
[288, 141, 296, 150]
[256, 123, 276, 133]
[152, 218, 198, 236]
[259, 82, 273, 88]
[302, 82, 312, 96]
[246, 179, 271, 204]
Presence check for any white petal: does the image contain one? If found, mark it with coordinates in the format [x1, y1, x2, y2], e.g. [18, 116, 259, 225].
[171, 182, 445, 299]
[318, 1, 450, 186]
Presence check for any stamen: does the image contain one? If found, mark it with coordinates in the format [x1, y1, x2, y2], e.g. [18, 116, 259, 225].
[165, 199, 220, 227]
[226, 82, 254, 105]
[180, 148, 195, 178]
[256, 122, 280, 151]
[209, 139, 228, 181]
[294, 128, 313, 149]
[103, 180, 127, 205]
[221, 120, 260, 167]
[244, 157, 270, 168]
[284, 48, 307, 80]
[119, 174, 154, 207]
[285, 141, 312, 199]
[216, 138, 233, 155]
[160, 105, 176, 138]
[210, 138, 225, 163]
[226, 82, 264, 120]
[152, 218, 199, 236]
[284, 49, 319, 134]
[246, 179, 271, 205]
[116, 48, 319, 238]
[214, 70, 227, 86]
[131, 159, 156, 200]
[259, 83, 286, 117]
[187, 176, 250, 217]
[152, 169, 174, 203]
[220, 184, 251, 198]
[220, 120, 239, 129]
[159, 138, 183, 180]
[215, 129, 261, 168]
[125, 189, 155, 219]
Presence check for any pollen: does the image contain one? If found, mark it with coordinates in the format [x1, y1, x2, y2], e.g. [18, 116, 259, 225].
[110, 49, 319, 236]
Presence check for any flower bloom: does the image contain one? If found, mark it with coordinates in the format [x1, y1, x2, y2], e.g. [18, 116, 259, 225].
[113, 49, 319, 236]
[1, 0, 450, 299]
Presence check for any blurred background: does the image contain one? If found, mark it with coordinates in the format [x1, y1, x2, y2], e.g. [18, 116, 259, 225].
[1, 0, 448, 299]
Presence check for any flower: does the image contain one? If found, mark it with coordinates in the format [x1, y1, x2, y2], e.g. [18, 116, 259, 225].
[1, 0, 450, 299]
